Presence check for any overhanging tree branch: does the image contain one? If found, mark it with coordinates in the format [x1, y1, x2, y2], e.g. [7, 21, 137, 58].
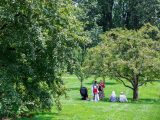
[138, 80, 160, 87]
[117, 77, 134, 90]
[115, 70, 134, 86]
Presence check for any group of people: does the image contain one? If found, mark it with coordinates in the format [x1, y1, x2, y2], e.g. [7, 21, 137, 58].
[109, 91, 128, 102]
[80, 80, 128, 102]
[91, 80, 105, 101]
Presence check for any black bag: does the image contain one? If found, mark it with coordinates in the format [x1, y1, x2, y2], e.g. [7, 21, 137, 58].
[80, 87, 88, 100]
[80, 87, 87, 96]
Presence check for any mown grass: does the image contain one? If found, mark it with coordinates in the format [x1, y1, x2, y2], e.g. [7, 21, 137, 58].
[19, 74, 160, 120]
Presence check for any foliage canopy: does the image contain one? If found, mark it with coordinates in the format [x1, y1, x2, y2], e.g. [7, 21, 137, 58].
[84, 24, 160, 100]
[0, 0, 86, 118]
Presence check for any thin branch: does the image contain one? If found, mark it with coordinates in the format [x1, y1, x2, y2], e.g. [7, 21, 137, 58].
[117, 77, 134, 90]
[115, 70, 130, 81]
[115, 71, 134, 86]
[138, 80, 160, 87]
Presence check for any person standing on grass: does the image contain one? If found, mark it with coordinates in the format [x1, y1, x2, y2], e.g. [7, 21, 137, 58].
[99, 80, 105, 100]
[91, 80, 99, 101]
[109, 91, 117, 102]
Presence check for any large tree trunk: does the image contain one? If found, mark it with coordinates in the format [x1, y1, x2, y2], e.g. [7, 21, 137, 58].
[133, 75, 139, 100]
[133, 85, 138, 100]
[98, 0, 114, 31]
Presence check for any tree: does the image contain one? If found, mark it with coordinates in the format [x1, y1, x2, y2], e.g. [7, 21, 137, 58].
[75, 0, 160, 30]
[76, 0, 114, 31]
[73, 47, 87, 88]
[85, 24, 160, 100]
[97, 0, 114, 31]
[0, 0, 86, 118]
[69, 0, 103, 87]
[113, 0, 160, 29]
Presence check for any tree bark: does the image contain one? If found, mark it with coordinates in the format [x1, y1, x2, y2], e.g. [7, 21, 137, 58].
[133, 75, 139, 100]
[98, 0, 114, 31]
[133, 84, 138, 100]
[80, 80, 83, 88]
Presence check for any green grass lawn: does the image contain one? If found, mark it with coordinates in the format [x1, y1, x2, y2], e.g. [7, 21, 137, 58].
[19, 74, 160, 120]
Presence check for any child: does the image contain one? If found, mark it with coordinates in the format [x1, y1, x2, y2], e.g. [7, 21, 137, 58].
[92, 81, 99, 101]
[93, 85, 99, 102]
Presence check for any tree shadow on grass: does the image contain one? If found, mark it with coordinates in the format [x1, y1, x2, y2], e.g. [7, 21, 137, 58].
[74, 97, 84, 101]
[30, 116, 55, 120]
[86, 81, 119, 86]
[19, 112, 59, 120]
[68, 87, 80, 91]
[128, 98, 160, 104]
[101, 97, 160, 104]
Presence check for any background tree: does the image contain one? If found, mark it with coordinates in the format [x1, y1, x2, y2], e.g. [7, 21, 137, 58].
[85, 24, 160, 100]
[75, 0, 160, 30]
[113, 0, 160, 29]
[70, 0, 103, 87]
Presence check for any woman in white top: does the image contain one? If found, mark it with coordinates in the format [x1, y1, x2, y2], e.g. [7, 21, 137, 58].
[119, 92, 128, 102]
[109, 91, 117, 102]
